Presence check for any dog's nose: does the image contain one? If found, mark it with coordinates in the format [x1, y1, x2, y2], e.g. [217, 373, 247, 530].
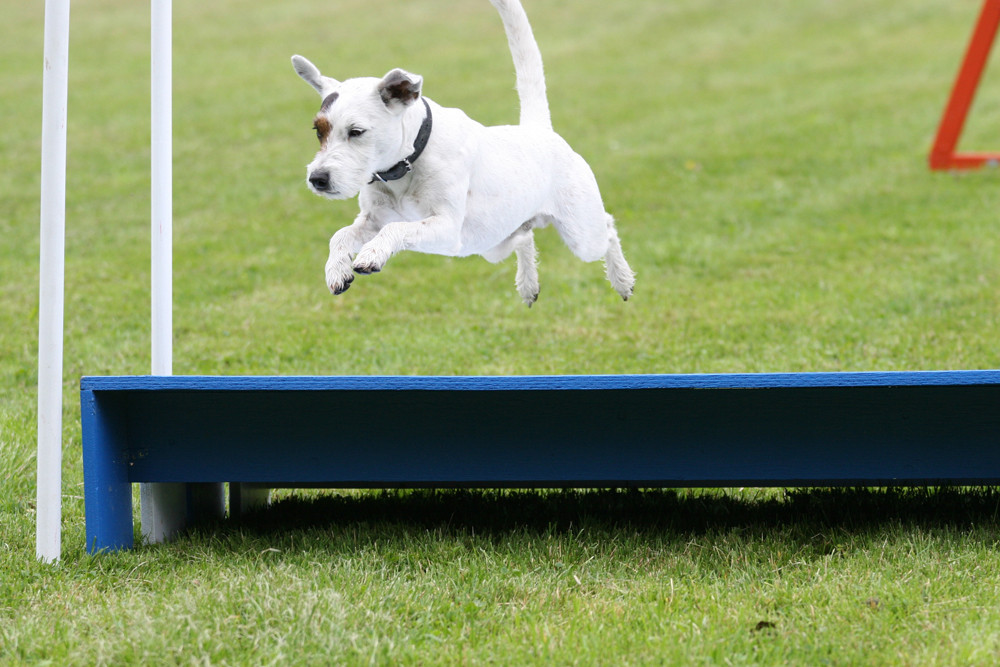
[309, 171, 331, 191]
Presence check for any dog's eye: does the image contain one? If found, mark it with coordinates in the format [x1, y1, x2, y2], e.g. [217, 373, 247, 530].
[312, 124, 322, 142]
[348, 127, 367, 139]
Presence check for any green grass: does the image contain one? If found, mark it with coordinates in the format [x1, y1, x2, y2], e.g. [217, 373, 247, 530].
[7, 488, 1000, 664]
[4, 0, 1000, 662]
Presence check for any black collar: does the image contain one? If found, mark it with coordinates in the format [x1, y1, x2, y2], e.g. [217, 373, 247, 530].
[370, 98, 433, 184]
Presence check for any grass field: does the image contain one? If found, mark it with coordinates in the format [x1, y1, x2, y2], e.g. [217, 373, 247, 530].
[4, 0, 1000, 663]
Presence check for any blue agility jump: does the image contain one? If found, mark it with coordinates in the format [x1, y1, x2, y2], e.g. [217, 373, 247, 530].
[81, 371, 1000, 552]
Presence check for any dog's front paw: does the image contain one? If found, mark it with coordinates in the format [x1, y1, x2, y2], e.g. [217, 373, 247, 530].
[325, 256, 355, 295]
[353, 245, 390, 275]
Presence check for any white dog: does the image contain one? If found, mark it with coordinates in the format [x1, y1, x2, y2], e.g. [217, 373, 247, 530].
[292, 0, 635, 305]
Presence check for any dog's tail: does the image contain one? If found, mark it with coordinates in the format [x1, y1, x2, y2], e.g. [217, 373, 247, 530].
[489, 0, 552, 131]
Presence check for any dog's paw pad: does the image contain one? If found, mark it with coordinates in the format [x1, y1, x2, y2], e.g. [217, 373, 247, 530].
[326, 268, 354, 295]
[329, 275, 354, 295]
[352, 248, 387, 275]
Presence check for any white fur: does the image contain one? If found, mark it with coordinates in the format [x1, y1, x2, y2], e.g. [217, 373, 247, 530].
[292, 0, 635, 305]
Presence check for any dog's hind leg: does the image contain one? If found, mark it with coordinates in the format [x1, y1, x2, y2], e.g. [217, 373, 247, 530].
[513, 231, 540, 306]
[483, 223, 540, 306]
[551, 191, 635, 301]
[601, 214, 635, 301]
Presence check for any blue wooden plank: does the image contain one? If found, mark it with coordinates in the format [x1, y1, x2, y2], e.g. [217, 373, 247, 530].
[79, 371, 1000, 551]
[80, 389, 135, 552]
[83, 375, 1000, 486]
[81, 369, 1000, 392]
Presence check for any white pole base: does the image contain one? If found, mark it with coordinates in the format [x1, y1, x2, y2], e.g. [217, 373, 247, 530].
[139, 482, 226, 543]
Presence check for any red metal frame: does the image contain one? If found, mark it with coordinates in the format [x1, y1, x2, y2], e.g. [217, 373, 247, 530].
[929, 0, 1000, 170]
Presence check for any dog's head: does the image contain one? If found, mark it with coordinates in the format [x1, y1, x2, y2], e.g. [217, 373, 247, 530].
[292, 55, 423, 199]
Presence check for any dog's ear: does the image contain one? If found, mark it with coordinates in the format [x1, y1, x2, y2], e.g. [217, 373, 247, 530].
[292, 55, 339, 95]
[377, 69, 423, 111]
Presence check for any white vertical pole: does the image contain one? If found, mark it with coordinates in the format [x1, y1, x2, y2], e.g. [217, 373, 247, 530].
[37, 0, 72, 564]
[143, 0, 228, 541]
[151, 0, 171, 376]
[142, 0, 187, 544]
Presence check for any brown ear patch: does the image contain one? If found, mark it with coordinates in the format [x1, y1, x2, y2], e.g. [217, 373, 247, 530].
[378, 70, 421, 106]
[312, 115, 332, 146]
